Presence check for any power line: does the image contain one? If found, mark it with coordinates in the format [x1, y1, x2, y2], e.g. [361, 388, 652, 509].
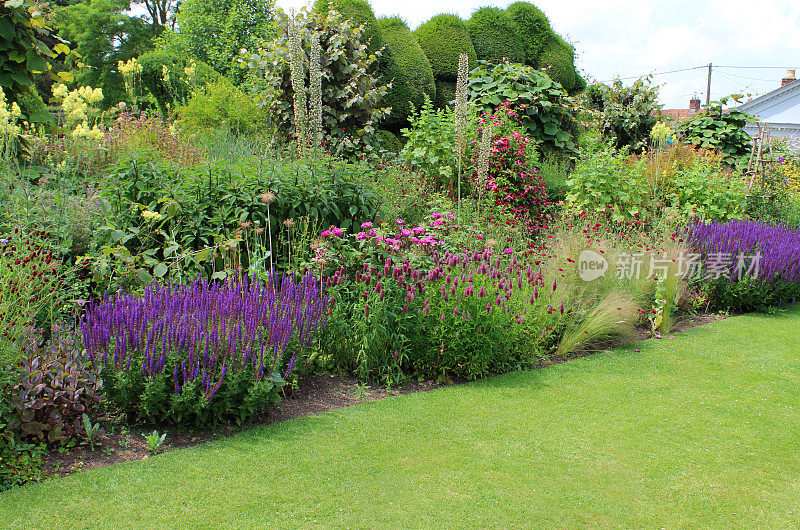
[599, 65, 707, 83]
[715, 65, 795, 69]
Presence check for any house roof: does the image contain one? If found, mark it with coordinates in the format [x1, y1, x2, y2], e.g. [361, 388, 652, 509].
[658, 108, 700, 120]
[736, 79, 800, 124]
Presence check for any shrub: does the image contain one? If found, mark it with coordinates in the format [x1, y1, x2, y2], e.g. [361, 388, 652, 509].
[679, 98, 753, 166]
[434, 79, 456, 108]
[244, 8, 389, 156]
[138, 51, 219, 115]
[505, 2, 551, 65]
[688, 220, 800, 311]
[472, 103, 548, 232]
[585, 77, 662, 153]
[89, 155, 382, 291]
[467, 7, 525, 64]
[6, 328, 103, 445]
[376, 17, 436, 130]
[468, 61, 578, 156]
[537, 32, 577, 94]
[177, 81, 268, 135]
[313, 0, 384, 54]
[82, 273, 329, 426]
[374, 129, 402, 153]
[673, 163, 745, 221]
[566, 148, 648, 223]
[400, 96, 466, 189]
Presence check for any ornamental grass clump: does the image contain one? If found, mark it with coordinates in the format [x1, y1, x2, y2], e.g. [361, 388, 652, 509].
[81, 272, 329, 426]
[688, 220, 800, 311]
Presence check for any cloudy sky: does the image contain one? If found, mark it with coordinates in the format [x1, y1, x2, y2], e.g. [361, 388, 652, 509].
[275, 0, 800, 109]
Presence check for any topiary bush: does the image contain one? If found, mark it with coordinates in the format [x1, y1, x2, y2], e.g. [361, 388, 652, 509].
[434, 78, 456, 108]
[414, 14, 477, 107]
[505, 2, 551, 65]
[537, 32, 576, 94]
[376, 16, 436, 130]
[375, 129, 402, 153]
[467, 7, 525, 64]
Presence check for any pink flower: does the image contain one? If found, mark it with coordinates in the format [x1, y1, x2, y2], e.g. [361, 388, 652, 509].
[356, 231, 368, 241]
[320, 230, 333, 238]
[332, 227, 343, 237]
[395, 219, 404, 225]
[360, 221, 373, 229]
[503, 248, 513, 254]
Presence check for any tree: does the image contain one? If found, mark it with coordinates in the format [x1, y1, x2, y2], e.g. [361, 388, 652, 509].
[57, 0, 155, 107]
[172, 0, 274, 80]
[585, 77, 662, 153]
[0, 0, 76, 119]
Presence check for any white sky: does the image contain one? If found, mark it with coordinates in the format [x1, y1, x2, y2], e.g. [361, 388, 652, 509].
[275, 0, 800, 108]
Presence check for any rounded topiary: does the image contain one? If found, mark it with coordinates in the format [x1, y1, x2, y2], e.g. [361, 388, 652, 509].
[467, 7, 525, 64]
[413, 14, 477, 80]
[434, 79, 456, 108]
[376, 16, 436, 129]
[313, 0, 384, 53]
[505, 2, 551, 65]
[537, 32, 576, 93]
[375, 129, 402, 153]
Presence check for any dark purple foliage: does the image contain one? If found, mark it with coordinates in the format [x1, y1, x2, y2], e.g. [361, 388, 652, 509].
[81, 272, 329, 400]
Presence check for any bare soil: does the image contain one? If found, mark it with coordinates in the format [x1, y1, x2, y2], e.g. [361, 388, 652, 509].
[41, 312, 727, 478]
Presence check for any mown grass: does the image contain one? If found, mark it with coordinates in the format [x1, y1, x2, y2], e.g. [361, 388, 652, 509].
[2, 310, 800, 527]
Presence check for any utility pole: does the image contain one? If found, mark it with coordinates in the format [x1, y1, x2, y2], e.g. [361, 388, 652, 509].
[706, 63, 712, 105]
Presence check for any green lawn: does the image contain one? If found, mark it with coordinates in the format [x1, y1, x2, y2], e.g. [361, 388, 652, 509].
[2, 311, 800, 527]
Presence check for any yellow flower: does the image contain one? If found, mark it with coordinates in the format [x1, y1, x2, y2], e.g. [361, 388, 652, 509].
[141, 210, 163, 221]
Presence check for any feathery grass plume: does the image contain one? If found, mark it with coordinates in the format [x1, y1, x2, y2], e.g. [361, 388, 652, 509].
[476, 122, 493, 215]
[555, 291, 641, 357]
[288, 15, 308, 155]
[454, 52, 470, 224]
[309, 30, 323, 153]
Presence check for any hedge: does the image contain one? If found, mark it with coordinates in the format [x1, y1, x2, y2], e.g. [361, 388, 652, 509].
[467, 7, 525, 64]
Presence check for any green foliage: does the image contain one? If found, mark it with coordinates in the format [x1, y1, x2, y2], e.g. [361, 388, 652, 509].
[313, 0, 384, 54]
[374, 129, 401, 153]
[176, 81, 268, 134]
[468, 61, 578, 156]
[679, 98, 753, 166]
[172, 0, 274, 80]
[243, 8, 389, 156]
[434, 78, 455, 108]
[467, 7, 525, 64]
[0, 0, 76, 109]
[673, 163, 745, 221]
[566, 148, 647, 222]
[81, 413, 101, 450]
[413, 14, 477, 89]
[103, 367, 283, 427]
[585, 77, 662, 153]
[505, 1, 550, 64]
[399, 96, 462, 188]
[6, 329, 103, 446]
[138, 50, 218, 115]
[143, 430, 166, 453]
[89, 155, 382, 291]
[536, 32, 576, 93]
[376, 16, 436, 130]
[56, 0, 155, 109]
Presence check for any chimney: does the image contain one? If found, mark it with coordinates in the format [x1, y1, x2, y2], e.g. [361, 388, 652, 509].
[689, 95, 700, 114]
[782, 69, 796, 87]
